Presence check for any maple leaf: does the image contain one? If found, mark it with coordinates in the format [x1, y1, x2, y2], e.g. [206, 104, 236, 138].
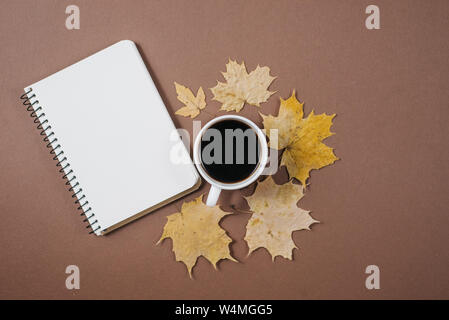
[157, 195, 236, 277]
[210, 59, 276, 112]
[244, 176, 318, 260]
[261, 91, 338, 186]
[174, 82, 206, 118]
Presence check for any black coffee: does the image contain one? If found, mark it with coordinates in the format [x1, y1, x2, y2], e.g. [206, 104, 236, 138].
[200, 119, 260, 183]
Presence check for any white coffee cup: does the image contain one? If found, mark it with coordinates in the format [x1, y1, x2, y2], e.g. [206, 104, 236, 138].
[193, 115, 268, 206]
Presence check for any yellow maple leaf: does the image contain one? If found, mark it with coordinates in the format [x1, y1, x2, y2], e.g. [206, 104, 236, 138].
[261, 91, 338, 186]
[157, 195, 236, 277]
[210, 59, 276, 112]
[244, 176, 318, 260]
[174, 82, 206, 118]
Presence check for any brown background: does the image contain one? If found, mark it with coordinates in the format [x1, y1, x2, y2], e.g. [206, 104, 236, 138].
[0, 0, 448, 299]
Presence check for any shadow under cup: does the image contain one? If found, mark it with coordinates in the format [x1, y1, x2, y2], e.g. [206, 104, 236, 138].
[200, 119, 261, 184]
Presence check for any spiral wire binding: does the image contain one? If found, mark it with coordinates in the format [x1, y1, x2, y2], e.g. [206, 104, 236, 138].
[20, 88, 101, 234]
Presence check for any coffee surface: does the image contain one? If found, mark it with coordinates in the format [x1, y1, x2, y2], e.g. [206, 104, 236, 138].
[200, 120, 260, 183]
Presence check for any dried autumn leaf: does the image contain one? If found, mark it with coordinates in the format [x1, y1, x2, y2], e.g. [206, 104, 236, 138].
[244, 176, 318, 260]
[260, 91, 304, 150]
[210, 59, 276, 112]
[261, 91, 338, 186]
[174, 82, 206, 118]
[157, 195, 236, 277]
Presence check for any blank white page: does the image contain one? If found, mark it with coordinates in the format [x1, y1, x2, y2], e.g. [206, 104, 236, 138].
[24, 40, 199, 235]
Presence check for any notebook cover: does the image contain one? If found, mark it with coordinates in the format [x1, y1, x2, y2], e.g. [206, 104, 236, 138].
[23, 40, 200, 235]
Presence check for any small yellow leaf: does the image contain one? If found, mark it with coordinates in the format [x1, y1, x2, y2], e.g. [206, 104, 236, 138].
[244, 176, 318, 260]
[262, 91, 338, 186]
[210, 59, 276, 112]
[158, 195, 236, 277]
[260, 90, 303, 149]
[174, 82, 206, 118]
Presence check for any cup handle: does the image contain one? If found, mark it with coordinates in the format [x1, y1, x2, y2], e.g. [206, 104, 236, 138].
[206, 185, 221, 207]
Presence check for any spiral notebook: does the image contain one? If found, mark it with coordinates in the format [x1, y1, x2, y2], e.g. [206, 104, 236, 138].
[20, 40, 200, 235]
